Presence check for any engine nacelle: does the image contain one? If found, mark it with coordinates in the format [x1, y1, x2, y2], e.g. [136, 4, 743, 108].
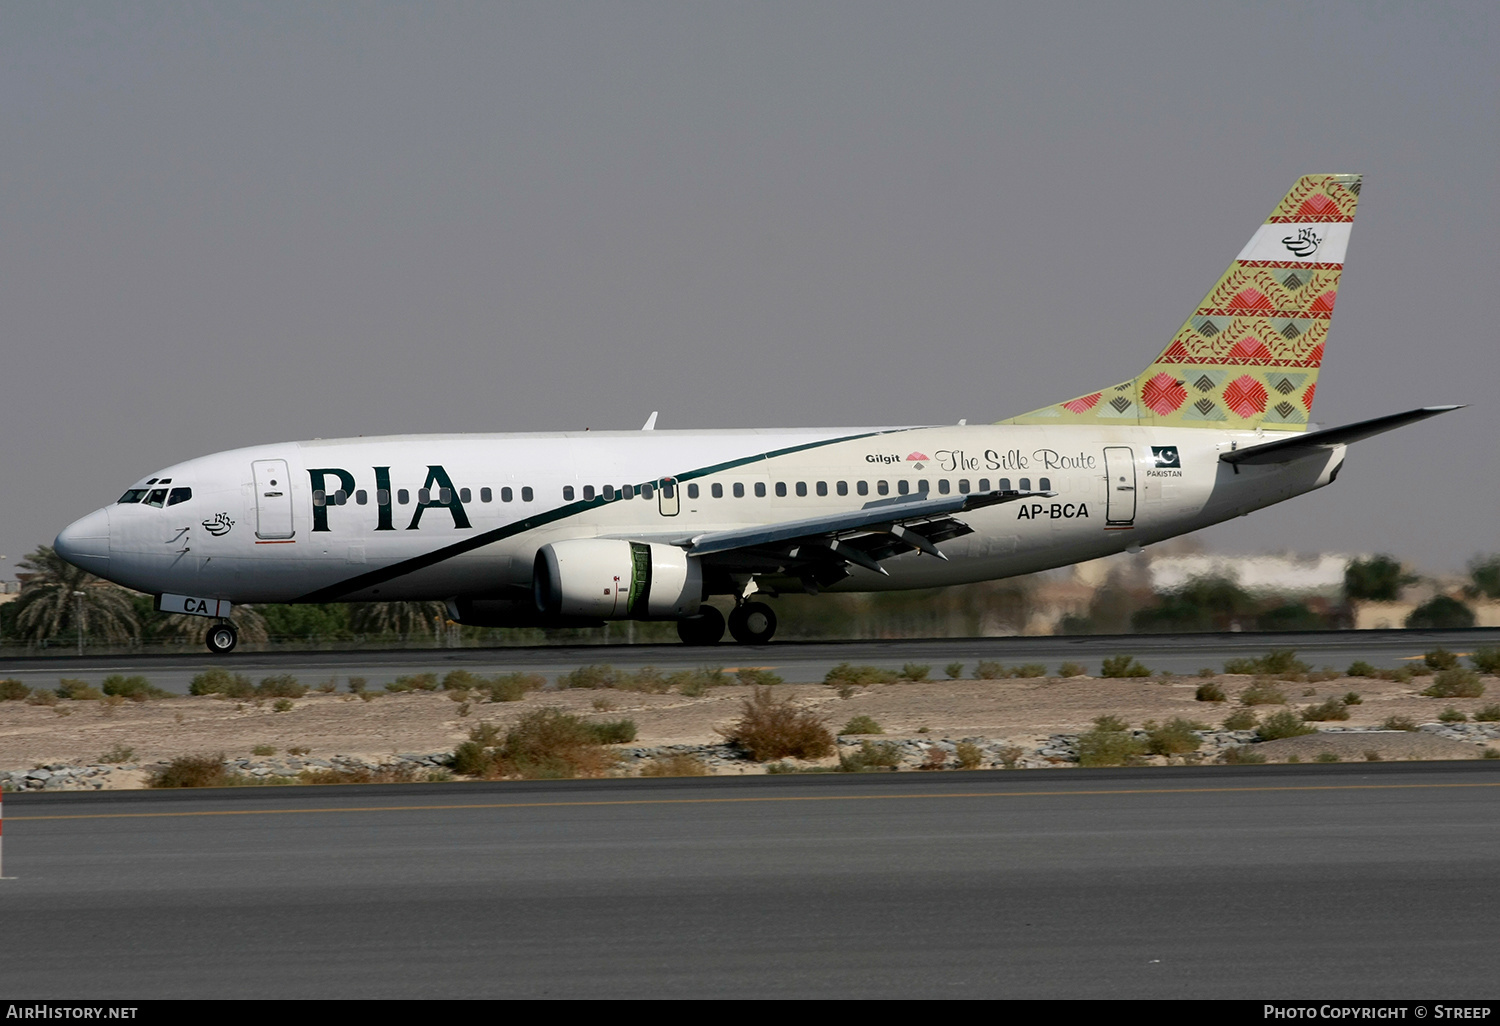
[533, 539, 703, 620]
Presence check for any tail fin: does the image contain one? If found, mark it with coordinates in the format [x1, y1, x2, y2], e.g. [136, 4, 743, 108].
[1003, 173, 1361, 431]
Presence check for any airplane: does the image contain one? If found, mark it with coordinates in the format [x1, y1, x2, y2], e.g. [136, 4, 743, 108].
[53, 174, 1459, 654]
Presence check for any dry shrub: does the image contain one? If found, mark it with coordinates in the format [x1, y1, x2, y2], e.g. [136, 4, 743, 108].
[839, 714, 883, 735]
[385, 673, 438, 693]
[26, 690, 59, 707]
[735, 668, 783, 687]
[824, 663, 897, 687]
[0, 679, 30, 701]
[149, 754, 238, 788]
[1301, 698, 1351, 722]
[1239, 681, 1287, 706]
[639, 754, 710, 777]
[919, 746, 948, 770]
[1195, 682, 1227, 703]
[672, 666, 727, 696]
[1144, 717, 1207, 755]
[974, 660, 1006, 680]
[102, 675, 170, 701]
[56, 679, 103, 700]
[1077, 715, 1146, 766]
[997, 746, 1025, 769]
[1058, 662, 1088, 678]
[299, 764, 423, 785]
[444, 670, 546, 702]
[1100, 656, 1150, 678]
[899, 663, 931, 682]
[955, 742, 984, 769]
[1257, 709, 1316, 740]
[719, 686, 834, 761]
[452, 709, 620, 779]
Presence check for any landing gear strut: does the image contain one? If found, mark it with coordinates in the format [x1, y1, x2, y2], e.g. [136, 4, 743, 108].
[728, 601, 777, 645]
[205, 621, 238, 655]
[676, 605, 726, 646]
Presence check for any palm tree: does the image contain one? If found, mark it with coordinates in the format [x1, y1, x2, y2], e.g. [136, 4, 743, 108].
[348, 601, 448, 639]
[14, 546, 140, 644]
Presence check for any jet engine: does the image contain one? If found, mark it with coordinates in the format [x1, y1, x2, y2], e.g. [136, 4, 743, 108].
[533, 539, 703, 620]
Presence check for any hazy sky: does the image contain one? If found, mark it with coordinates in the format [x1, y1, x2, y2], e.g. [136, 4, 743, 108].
[2, 2, 1496, 579]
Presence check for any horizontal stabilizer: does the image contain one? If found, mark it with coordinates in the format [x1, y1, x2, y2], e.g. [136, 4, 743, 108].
[1220, 405, 1462, 466]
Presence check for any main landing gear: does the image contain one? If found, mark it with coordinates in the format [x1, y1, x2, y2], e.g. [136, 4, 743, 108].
[205, 621, 238, 655]
[728, 601, 777, 645]
[676, 605, 726, 646]
[675, 600, 779, 645]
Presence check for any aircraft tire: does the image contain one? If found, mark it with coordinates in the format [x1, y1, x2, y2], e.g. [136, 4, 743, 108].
[727, 601, 777, 645]
[205, 621, 239, 655]
[676, 605, 725, 646]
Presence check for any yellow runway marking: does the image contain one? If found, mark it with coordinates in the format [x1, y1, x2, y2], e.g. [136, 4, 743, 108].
[8, 780, 1500, 822]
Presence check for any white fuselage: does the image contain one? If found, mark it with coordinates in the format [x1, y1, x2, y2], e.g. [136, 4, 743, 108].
[57, 423, 1344, 614]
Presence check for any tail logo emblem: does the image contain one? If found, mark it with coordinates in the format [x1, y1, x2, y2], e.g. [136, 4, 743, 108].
[202, 513, 235, 537]
[1281, 227, 1322, 258]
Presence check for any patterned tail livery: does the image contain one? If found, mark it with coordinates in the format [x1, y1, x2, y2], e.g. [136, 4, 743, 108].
[1004, 173, 1360, 431]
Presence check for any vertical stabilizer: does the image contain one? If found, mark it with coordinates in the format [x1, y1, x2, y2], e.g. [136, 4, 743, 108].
[1003, 174, 1360, 431]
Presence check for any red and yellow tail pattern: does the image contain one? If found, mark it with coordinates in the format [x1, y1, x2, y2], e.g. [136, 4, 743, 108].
[1003, 174, 1361, 431]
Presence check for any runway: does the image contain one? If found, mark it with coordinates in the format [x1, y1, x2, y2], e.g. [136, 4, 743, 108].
[4, 627, 1500, 694]
[3, 761, 1499, 998]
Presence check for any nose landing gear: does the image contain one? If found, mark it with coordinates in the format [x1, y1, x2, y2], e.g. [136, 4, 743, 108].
[205, 621, 239, 655]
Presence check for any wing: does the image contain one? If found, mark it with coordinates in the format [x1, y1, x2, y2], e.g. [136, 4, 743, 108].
[626, 489, 1052, 591]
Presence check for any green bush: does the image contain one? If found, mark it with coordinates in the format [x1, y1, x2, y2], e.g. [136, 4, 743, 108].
[1421, 668, 1485, 699]
[1381, 715, 1419, 732]
[1240, 682, 1287, 706]
[587, 718, 637, 744]
[189, 669, 255, 697]
[719, 687, 834, 761]
[823, 663, 897, 687]
[1437, 707, 1468, 724]
[441, 670, 483, 690]
[1343, 691, 1363, 706]
[945, 662, 965, 679]
[560, 664, 619, 689]
[670, 666, 726, 697]
[255, 675, 307, 699]
[1013, 663, 1048, 678]
[1256, 709, 1316, 741]
[102, 675, 170, 701]
[1223, 746, 1266, 764]
[1077, 715, 1146, 766]
[384, 673, 438, 693]
[1346, 661, 1377, 678]
[1222, 708, 1258, 731]
[1425, 649, 1460, 670]
[899, 663, 931, 682]
[98, 743, 135, 764]
[1472, 704, 1500, 722]
[271, 698, 295, 713]
[836, 740, 902, 772]
[974, 660, 1006, 680]
[452, 710, 621, 779]
[1100, 656, 1150, 678]
[56, 679, 103, 700]
[1195, 682, 1227, 703]
[1058, 662, 1088, 678]
[1224, 650, 1309, 676]
[1470, 648, 1500, 674]
[955, 742, 984, 769]
[0, 679, 30, 701]
[1144, 717, 1207, 755]
[482, 672, 547, 702]
[1302, 699, 1351, 722]
[839, 715, 884, 735]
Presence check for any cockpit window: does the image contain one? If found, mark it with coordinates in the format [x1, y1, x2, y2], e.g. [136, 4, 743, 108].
[167, 487, 192, 506]
[118, 489, 149, 504]
[144, 489, 169, 508]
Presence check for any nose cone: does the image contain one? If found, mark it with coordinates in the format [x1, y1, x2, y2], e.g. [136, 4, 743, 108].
[55, 507, 112, 575]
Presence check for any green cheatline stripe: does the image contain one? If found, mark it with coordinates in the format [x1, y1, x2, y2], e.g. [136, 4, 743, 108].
[294, 429, 905, 602]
